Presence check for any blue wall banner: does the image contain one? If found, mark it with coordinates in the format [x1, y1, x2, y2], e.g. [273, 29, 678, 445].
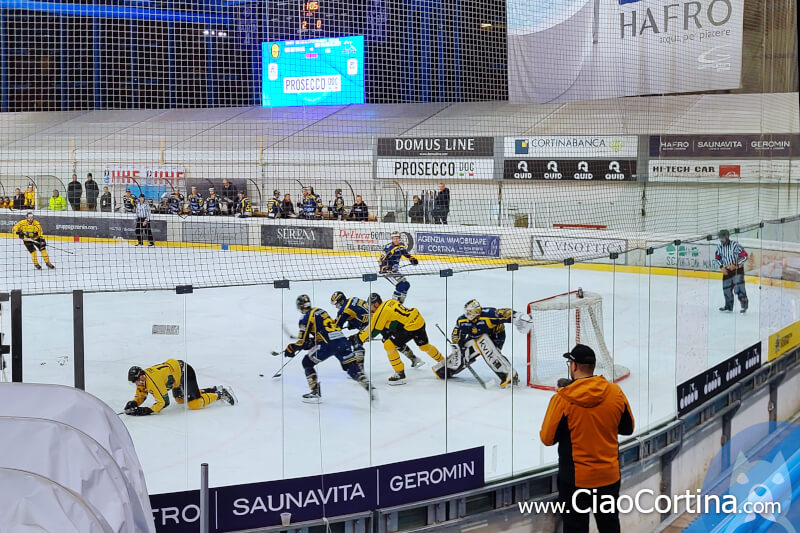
[150, 447, 483, 533]
[416, 232, 501, 258]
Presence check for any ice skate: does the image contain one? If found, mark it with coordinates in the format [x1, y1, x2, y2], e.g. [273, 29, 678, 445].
[388, 370, 406, 385]
[216, 386, 237, 406]
[302, 384, 322, 404]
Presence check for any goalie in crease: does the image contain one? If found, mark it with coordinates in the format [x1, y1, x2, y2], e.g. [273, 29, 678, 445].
[435, 300, 532, 387]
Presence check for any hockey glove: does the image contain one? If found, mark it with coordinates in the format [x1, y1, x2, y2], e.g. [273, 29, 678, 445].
[284, 346, 296, 358]
[126, 406, 153, 416]
[16, 231, 23, 239]
[124, 400, 139, 411]
[409, 257, 419, 265]
[512, 312, 534, 334]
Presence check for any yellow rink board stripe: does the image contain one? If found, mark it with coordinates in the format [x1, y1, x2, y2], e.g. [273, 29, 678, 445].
[2, 232, 797, 289]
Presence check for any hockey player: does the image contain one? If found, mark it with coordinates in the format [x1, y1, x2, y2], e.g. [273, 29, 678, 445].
[436, 300, 531, 388]
[166, 190, 184, 215]
[330, 189, 346, 220]
[266, 190, 281, 218]
[358, 293, 443, 385]
[285, 295, 375, 403]
[12, 212, 54, 270]
[331, 291, 424, 369]
[235, 191, 252, 218]
[379, 232, 418, 303]
[204, 188, 223, 215]
[299, 188, 320, 219]
[187, 187, 203, 215]
[124, 358, 236, 416]
[122, 189, 136, 213]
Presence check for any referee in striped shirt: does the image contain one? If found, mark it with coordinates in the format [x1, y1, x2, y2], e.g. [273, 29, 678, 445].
[135, 194, 155, 247]
[715, 229, 748, 313]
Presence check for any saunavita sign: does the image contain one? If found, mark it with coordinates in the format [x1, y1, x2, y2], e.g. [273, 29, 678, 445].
[149, 447, 483, 533]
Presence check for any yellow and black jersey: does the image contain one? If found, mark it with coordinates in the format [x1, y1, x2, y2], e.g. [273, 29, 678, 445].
[359, 299, 425, 343]
[451, 307, 512, 347]
[24, 189, 36, 208]
[289, 308, 346, 353]
[334, 297, 370, 331]
[132, 358, 183, 413]
[11, 219, 43, 240]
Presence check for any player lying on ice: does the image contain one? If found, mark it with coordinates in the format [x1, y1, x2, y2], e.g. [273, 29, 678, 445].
[434, 300, 533, 388]
[124, 358, 236, 416]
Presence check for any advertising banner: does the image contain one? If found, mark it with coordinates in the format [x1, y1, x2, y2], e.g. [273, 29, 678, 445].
[378, 137, 494, 157]
[647, 241, 716, 271]
[648, 159, 794, 183]
[335, 229, 414, 253]
[531, 236, 627, 262]
[505, 136, 638, 158]
[508, 0, 744, 103]
[415, 232, 501, 258]
[0, 213, 167, 241]
[676, 342, 761, 417]
[102, 165, 186, 203]
[182, 222, 249, 246]
[150, 447, 483, 533]
[504, 159, 636, 181]
[649, 134, 800, 158]
[261, 225, 334, 249]
[377, 159, 494, 180]
[768, 319, 800, 362]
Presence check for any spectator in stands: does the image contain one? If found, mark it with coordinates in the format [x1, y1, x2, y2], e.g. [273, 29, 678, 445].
[540, 344, 635, 533]
[100, 186, 112, 212]
[220, 178, 238, 215]
[349, 195, 369, 222]
[235, 191, 252, 218]
[23, 185, 35, 209]
[122, 189, 137, 213]
[266, 189, 281, 218]
[67, 173, 82, 211]
[280, 193, 296, 218]
[85, 173, 100, 211]
[49, 189, 67, 211]
[433, 182, 450, 224]
[13, 188, 25, 210]
[716, 229, 749, 313]
[408, 195, 424, 223]
[330, 188, 346, 220]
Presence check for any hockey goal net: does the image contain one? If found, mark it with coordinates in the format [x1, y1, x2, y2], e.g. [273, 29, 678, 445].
[527, 290, 630, 390]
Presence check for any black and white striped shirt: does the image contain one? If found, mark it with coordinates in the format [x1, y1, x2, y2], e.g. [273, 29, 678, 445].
[715, 240, 747, 268]
[135, 201, 152, 221]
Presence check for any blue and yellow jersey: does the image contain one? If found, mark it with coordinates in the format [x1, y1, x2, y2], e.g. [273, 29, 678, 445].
[266, 197, 281, 217]
[11, 219, 43, 240]
[187, 193, 203, 213]
[358, 300, 425, 343]
[288, 308, 346, 353]
[167, 194, 183, 214]
[332, 195, 345, 214]
[451, 307, 513, 347]
[379, 243, 411, 273]
[132, 358, 183, 413]
[122, 195, 136, 213]
[335, 297, 370, 331]
[236, 196, 252, 216]
[205, 194, 222, 213]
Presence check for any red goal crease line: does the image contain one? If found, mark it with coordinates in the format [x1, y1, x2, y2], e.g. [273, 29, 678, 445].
[552, 223, 607, 230]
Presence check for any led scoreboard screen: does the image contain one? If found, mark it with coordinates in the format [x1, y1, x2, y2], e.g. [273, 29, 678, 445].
[261, 35, 365, 107]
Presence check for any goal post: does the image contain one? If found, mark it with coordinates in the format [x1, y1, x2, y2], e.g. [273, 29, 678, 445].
[526, 290, 630, 391]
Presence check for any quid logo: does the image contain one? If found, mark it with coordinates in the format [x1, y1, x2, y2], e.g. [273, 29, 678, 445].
[605, 160, 626, 180]
[544, 161, 562, 180]
[513, 160, 533, 180]
[701, 421, 800, 532]
[574, 161, 593, 180]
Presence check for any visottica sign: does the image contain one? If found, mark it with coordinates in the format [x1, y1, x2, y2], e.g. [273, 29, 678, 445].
[150, 447, 483, 533]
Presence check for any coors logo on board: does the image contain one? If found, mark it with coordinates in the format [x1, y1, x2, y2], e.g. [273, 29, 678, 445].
[261, 225, 334, 249]
[378, 137, 494, 157]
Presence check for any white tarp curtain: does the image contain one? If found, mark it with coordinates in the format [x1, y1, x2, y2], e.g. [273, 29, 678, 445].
[0, 384, 155, 533]
[0, 383, 149, 500]
[0, 467, 114, 533]
[0, 417, 153, 533]
[507, 0, 744, 103]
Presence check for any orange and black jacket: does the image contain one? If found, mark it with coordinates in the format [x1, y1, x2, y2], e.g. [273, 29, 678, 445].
[540, 375, 634, 488]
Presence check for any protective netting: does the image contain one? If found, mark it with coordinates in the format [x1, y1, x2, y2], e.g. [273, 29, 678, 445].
[0, 0, 796, 295]
[526, 290, 630, 390]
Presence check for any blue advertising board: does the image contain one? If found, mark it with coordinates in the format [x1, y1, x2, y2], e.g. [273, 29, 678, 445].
[416, 232, 501, 258]
[150, 447, 483, 533]
[261, 36, 365, 107]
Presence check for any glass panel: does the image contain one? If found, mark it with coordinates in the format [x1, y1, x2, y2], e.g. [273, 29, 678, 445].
[675, 237, 712, 383]
[734, 227, 761, 353]
[84, 289, 189, 493]
[648, 245, 678, 429]
[21, 293, 73, 385]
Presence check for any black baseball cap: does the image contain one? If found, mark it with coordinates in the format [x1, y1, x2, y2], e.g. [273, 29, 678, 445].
[563, 344, 596, 365]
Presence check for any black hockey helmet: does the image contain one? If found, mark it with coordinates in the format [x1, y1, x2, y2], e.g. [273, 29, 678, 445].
[127, 366, 144, 383]
[331, 291, 346, 308]
[719, 229, 730, 241]
[368, 292, 382, 307]
[296, 294, 312, 311]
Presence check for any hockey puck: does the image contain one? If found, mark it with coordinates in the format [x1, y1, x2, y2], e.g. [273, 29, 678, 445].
[259, 373, 264, 377]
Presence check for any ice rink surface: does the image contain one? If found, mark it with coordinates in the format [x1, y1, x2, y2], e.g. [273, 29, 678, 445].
[3, 241, 797, 495]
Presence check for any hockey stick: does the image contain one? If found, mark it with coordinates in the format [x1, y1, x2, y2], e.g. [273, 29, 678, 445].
[22, 237, 74, 255]
[269, 356, 297, 379]
[434, 324, 488, 389]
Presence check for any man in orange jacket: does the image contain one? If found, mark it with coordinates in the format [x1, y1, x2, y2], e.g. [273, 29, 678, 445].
[540, 344, 635, 533]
